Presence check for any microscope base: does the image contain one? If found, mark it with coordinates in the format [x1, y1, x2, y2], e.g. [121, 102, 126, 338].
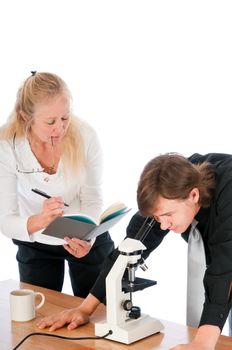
[95, 314, 164, 344]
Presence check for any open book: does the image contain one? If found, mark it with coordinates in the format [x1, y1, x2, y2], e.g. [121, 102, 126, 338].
[42, 202, 131, 240]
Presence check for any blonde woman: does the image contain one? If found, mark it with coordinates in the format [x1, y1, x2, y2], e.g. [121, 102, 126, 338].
[0, 72, 114, 296]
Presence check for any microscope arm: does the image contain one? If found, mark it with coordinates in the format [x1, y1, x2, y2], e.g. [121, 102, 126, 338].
[105, 238, 146, 325]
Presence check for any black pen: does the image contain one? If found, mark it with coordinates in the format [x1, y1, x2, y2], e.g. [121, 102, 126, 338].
[31, 188, 69, 207]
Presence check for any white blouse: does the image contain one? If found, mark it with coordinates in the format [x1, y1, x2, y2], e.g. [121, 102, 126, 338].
[0, 120, 103, 245]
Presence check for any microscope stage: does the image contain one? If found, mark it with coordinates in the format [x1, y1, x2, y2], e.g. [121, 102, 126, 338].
[122, 276, 157, 293]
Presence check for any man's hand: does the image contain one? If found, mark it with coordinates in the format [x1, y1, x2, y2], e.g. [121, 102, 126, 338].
[36, 306, 89, 331]
[170, 342, 211, 350]
[37, 294, 101, 332]
[170, 325, 220, 350]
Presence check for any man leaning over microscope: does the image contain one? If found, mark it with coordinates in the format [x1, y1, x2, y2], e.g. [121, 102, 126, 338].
[37, 152, 232, 350]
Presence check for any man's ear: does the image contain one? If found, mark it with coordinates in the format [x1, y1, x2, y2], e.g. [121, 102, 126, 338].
[189, 187, 200, 204]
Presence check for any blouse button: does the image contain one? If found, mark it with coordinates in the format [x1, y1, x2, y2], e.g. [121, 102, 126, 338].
[219, 313, 224, 319]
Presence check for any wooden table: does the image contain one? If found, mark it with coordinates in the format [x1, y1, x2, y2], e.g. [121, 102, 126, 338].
[1, 279, 231, 350]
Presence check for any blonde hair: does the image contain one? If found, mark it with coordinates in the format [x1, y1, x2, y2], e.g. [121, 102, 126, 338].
[0, 72, 85, 174]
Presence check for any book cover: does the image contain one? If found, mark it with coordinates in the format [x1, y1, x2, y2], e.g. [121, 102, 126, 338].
[41, 204, 131, 241]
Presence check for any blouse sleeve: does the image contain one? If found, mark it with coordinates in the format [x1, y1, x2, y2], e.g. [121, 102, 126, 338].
[0, 141, 30, 241]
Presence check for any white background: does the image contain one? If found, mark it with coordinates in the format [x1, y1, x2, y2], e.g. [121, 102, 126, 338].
[0, 0, 231, 335]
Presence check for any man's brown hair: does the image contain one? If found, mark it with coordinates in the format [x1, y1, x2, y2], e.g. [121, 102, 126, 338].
[137, 153, 215, 216]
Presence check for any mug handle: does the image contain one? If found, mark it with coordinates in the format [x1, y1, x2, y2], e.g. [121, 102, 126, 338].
[35, 292, 45, 310]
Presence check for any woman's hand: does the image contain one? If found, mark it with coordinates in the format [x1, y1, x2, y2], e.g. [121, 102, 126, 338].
[41, 196, 65, 225]
[27, 197, 65, 234]
[36, 306, 89, 331]
[63, 237, 92, 258]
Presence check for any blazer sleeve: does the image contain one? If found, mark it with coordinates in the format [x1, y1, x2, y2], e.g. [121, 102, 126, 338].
[200, 177, 232, 329]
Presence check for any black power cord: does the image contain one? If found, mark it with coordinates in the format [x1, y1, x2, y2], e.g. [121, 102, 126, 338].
[12, 330, 113, 350]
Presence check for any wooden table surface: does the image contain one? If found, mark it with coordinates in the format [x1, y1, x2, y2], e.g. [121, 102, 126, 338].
[1, 279, 231, 350]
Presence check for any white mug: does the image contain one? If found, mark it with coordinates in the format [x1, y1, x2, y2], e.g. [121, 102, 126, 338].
[10, 289, 45, 322]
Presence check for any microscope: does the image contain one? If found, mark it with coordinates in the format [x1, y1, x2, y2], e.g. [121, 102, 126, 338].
[95, 217, 164, 344]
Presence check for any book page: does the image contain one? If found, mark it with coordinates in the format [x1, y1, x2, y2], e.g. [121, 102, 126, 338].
[100, 202, 127, 223]
[63, 201, 127, 225]
[64, 213, 97, 225]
